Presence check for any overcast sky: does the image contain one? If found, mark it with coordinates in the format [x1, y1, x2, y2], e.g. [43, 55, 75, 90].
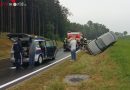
[59, 0, 130, 34]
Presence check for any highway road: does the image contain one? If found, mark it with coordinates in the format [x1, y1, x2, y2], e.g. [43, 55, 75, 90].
[0, 49, 71, 90]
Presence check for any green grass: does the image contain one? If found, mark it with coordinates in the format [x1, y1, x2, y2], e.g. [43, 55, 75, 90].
[0, 35, 11, 59]
[108, 38, 130, 89]
[8, 37, 130, 90]
[0, 32, 9, 39]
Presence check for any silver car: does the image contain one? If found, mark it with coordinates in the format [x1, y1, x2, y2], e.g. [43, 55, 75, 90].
[7, 33, 57, 65]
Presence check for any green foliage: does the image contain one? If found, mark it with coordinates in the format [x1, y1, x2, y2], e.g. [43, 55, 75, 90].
[65, 20, 109, 40]
[0, 0, 109, 40]
[0, 0, 69, 40]
[123, 31, 128, 36]
[45, 22, 55, 39]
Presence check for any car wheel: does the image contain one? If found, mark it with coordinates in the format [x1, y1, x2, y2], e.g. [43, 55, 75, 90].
[13, 62, 16, 66]
[52, 52, 56, 60]
[37, 55, 43, 65]
[52, 56, 55, 60]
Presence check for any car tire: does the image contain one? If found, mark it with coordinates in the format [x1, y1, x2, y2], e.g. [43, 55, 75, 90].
[37, 55, 43, 65]
[13, 62, 16, 66]
[52, 51, 57, 60]
[52, 56, 55, 60]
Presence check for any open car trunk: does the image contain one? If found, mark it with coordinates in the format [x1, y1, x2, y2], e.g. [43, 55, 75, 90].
[7, 33, 32, 58]
[21, 40, 30, 58]
[7, 33, 31, 41]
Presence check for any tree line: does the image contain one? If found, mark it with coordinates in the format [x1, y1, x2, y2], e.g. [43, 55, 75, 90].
[65, 21, 109, 40]
[0, 0, 109, 40]
[0, 0, 69, 39]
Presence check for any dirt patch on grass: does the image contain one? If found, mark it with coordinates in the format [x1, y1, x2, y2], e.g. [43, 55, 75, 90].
[64, 74, 89, 85]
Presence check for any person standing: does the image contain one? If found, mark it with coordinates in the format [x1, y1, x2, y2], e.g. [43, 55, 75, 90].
[17, 38, 23, 65]
[69, 36, 77, 61]
[13, 38, 23, 70]
[29, 41, 36, 68]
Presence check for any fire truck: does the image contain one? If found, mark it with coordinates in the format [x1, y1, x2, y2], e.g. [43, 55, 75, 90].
[63, 32, 82, 51]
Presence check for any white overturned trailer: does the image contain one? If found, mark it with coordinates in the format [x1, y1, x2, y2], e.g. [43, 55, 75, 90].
[87, 31, 118, 55]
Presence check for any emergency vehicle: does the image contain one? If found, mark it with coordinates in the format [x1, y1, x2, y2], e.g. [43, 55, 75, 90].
[63, 32, 82, 51]
[7, 33, 57, 66]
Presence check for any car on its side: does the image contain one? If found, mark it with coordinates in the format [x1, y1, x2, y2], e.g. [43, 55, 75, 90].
[7, 33, 57, 65]
[87, 31, 117, 55]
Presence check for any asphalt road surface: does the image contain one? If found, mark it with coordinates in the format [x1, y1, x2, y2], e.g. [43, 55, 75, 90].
[0, 49, 70, 90]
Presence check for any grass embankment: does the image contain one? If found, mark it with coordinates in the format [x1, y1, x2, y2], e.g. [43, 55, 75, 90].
[8, 37, 130, 90]
[0, 33, 11, 59]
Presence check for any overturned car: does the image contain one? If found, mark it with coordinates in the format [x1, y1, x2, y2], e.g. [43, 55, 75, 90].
[87, 31, 118, 55]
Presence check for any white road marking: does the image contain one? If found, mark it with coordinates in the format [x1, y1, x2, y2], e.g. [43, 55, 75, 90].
[0, 55, 71, 89]
[0, 50, 80, 89]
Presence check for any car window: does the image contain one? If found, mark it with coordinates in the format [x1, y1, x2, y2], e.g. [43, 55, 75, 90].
[95, 38, 106, 50]
[34, 41, 40, 48]
[46, 41, 54, 47]
[39, 41, 45, 47]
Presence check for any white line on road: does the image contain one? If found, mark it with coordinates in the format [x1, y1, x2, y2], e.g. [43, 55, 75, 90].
[0, 55, 71, 89]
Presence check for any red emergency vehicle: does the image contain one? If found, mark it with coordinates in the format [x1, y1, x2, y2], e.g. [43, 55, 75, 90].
[63, 32, 82, 51]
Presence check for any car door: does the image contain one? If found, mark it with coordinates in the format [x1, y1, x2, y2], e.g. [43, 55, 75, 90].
[52, 40, 57, 56]
[38, 41, 46, 58]
[45, 40, 56, 57]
